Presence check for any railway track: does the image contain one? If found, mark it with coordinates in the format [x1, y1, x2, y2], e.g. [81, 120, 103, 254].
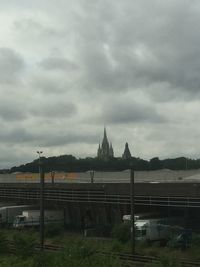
[7, 241, 200, 266]
[39, 244, 200, 267]
[98, 251, 200, 267]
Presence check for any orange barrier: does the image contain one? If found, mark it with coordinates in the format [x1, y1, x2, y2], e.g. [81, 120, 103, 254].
[16, 173, 39, 180]
[16, 172, 77, 180]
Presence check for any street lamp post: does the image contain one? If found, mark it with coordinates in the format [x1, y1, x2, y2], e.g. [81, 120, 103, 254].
[130, 166, 135, 255]
[37, 151, 44, 251]
[185, 157, 188, 170]
[90, 170, 94, 183]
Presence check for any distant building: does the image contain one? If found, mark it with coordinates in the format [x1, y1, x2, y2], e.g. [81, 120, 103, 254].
[122, 142, 132, 160]
[97, 128, 132, 160]
[97, 128, 114, 160]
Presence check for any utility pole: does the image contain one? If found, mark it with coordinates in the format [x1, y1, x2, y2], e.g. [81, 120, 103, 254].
[90, 170, 94, 183]
[37, 151, 44, 251]
[130, 166, 135, 254]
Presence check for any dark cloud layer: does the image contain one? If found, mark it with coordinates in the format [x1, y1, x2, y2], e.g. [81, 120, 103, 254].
[101, 100, 165, 124]
[39, 57, 78, 71]
[73, 0, 200, 98]
[0, 104, 26, 121]
[1, 0, 200, 167]
[30, 101, 77, 118]
[0, 126, 98, 147]
[0, 48, 24, 84]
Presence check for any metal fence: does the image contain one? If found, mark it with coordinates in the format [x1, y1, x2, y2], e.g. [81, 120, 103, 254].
[1, 187, 200, 207]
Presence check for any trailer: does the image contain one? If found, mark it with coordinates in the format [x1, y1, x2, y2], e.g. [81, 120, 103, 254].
[123, 212, 160, 223]
[0, 205, 34, 226]
[135, 217, 184, 242]
[0, 202, 16, 208]
[13, 210, 64, 228]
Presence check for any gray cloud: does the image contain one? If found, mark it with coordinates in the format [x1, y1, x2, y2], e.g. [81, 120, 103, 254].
[39, 57, 78, 71]
[0, 147, 31, 169]
[0, 125, 98, 148]
[1, 0, 200, 167]
[42, 132, 98, 147]
[72, 0, 200, 99]
[30, 75, 68, 93]
[0, 128, 35, 144]
[99, 99, 166, 124]
[30, 101, 77, 118]
[0, 104, 27, 121]
[0, 48, 24, 84]
[14, 18, 59, 38]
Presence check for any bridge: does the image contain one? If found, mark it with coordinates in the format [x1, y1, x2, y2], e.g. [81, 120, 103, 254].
[1, 170, 200, 228]
[0, 181, 200, 207]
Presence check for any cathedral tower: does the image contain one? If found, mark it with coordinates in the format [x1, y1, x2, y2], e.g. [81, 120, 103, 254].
[97, 128, 114, 160]
[122, 142, 132, 160]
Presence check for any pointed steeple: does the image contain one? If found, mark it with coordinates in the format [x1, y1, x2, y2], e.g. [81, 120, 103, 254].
[97, 143, 101, 158]
[122, 142, 132, 160]
[103, 126, 107, 139]
[109, 142, 114, 157]
[97, 127, 114, 160]
[102, 127, 109, 149]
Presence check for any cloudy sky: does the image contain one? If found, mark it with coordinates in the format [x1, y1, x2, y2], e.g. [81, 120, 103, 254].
[1, 0, 200, 168]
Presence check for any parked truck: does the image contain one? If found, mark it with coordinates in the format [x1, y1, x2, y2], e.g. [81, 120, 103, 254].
[135, 217, 184, 242]
[0, 202, 16, 207]
[0, 205, 34, 226]
[13, 210, 64, 228]
[123, 212, 160, 223]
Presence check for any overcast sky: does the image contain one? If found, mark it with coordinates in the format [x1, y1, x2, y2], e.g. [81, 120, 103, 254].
[1, 0, 200, 168]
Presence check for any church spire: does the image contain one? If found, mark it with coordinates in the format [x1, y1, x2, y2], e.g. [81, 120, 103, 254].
[104, 126, 107, 139]
[97, 142, 101, 158]
[109, 142, 114, 157]
[97, 127, 114, 160]
[122, 142, 132, 160]
[102, 127, 109, 149]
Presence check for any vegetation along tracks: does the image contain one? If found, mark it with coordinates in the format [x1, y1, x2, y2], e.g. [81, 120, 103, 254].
[41, 244, 200, 267]
[7, 241, 200, 266]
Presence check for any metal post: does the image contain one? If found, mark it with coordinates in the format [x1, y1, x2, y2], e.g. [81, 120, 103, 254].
[130, 167, 135, 254]
[90, 170, 94, 183]
[51, 171, 55, 184]
[37, 151, 44, 251]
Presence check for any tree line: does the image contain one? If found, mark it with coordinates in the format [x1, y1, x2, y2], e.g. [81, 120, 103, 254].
[2, 155, 200, 173]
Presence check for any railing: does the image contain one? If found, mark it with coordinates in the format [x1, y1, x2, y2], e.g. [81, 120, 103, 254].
[1, 187, 200, 207]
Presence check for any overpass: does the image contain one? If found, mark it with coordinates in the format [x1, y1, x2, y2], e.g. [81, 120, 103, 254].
[1, 170, 200, 227]
[0, 169, 200, 208]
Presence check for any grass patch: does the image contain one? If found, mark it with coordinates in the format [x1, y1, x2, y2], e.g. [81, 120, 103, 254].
[111, 223, 131, 243]
[1, 228, 200, 266]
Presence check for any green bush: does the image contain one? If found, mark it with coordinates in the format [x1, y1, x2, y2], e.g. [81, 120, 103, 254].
[45, 224, 64, 238]
[159, 256, 182, 267]
[111, 223, 131, 243]
[0, 231, 9, 254]
[191, 233, 200, 246]
[146, 255, 183, 267]
[13, 232, 37, 258]
[54, 245, 122, 267]
[111, 240, 124, 252]
[0, 251, 124, 267]
[95, 224, 112, 237]
[65, 239, 95, 259]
